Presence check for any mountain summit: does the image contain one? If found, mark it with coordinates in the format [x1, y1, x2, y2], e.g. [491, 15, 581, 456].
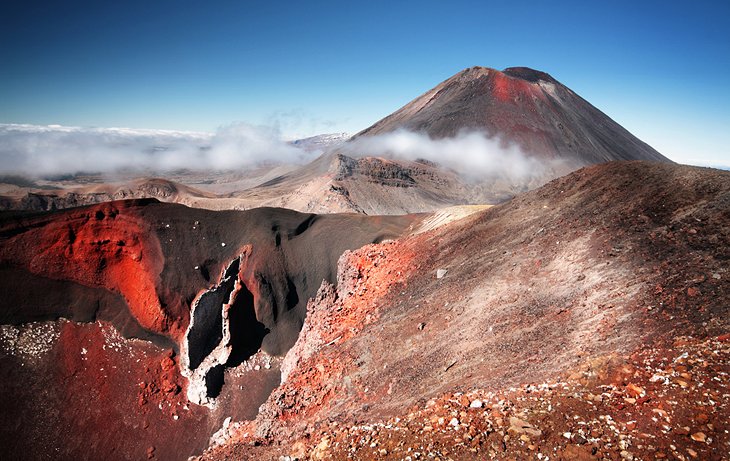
[357, 66, 670, 165]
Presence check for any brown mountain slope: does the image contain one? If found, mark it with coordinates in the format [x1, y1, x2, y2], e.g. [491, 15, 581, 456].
[357, 66, 670, 165]
[198, 161, 729, 460]
[229, 153, 545, 215]
[0, 177, 217, 211]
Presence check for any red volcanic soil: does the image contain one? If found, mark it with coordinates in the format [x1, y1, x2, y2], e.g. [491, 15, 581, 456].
[196, 161, 730, 460]
[491, 68, 548, 103]
[204, 336, 730, 461]
[0, 200, 417, 352]
[0, 319, 210, 460]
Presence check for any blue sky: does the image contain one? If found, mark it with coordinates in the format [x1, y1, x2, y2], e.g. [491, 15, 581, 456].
[1, 0, 729, 166]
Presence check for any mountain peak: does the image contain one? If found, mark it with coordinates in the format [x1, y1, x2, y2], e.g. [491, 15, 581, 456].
[451, 66, 556, 85]
[455, 66, 493, 78]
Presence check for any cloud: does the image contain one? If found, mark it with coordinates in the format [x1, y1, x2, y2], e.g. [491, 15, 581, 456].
[342, 129, 561, 181]
[0, 123, 314, 177]
[0, 124, 569, 183]
[265, 109, 340, 141]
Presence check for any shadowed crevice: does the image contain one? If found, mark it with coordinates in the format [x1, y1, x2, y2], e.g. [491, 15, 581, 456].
[186, 258, 240, 370]
[226, 282, 268, 367]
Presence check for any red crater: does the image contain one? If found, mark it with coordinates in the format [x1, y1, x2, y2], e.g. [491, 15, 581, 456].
[0, 199, 417, 459]
[490, 68, 547, 103]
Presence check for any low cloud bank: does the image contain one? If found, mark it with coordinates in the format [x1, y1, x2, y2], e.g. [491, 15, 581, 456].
[1, 124, 564, 181]
[343, 129, 558, 181]
[0, 123, 312, 177]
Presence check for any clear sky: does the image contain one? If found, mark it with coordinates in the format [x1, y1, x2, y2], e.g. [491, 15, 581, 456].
[1, 0, 729, 166]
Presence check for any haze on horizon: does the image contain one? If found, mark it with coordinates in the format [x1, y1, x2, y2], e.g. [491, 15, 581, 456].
[1, 0, 729, 168]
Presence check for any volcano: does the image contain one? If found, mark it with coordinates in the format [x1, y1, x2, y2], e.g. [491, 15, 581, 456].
[357, 66, 670, 164]
[221, 66, 672, 215]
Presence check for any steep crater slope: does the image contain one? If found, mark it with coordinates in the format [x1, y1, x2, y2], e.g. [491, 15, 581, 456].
[0, 200, 417, 460]
[201, 161, 729, 460]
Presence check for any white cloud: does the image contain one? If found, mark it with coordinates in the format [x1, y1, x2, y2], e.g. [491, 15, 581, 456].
[0, 123, 314, 176]
[0, 124, 572, 182]
[342, 129, 563, 181]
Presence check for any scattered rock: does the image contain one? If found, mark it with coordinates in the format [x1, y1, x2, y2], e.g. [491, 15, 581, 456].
[508, 417, 542, 438]
[561, 444, 594, 461]
[625, 383, 645, 397]
[310, 436, 330, 460]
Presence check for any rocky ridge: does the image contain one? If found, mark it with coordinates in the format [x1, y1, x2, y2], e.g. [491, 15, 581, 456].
[196, 161, 730, 460]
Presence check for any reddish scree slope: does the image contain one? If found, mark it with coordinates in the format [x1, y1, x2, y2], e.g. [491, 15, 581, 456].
[199, 161, 730, 460]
